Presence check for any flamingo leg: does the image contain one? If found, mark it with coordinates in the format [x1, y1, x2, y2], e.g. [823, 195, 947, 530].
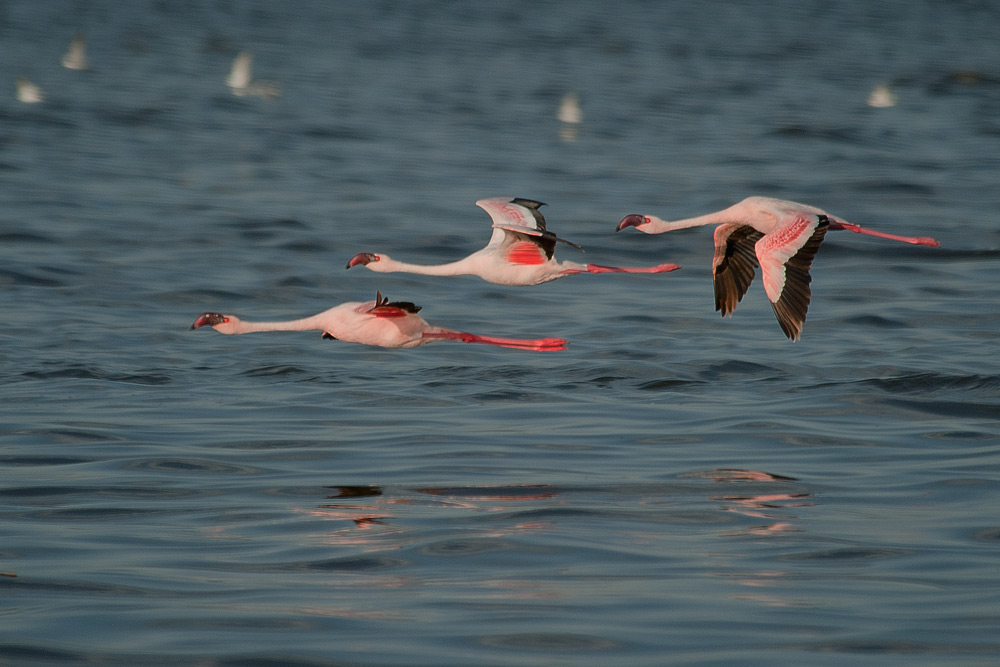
[832, 222, 940, 247]
[561, 263, 681, 275]
[421, 331, 567, 351]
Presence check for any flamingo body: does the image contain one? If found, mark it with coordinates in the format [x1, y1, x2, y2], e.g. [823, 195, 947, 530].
[617, 196, 940, 340]
[346, 197, 680, 286]
[191, 292, 566, 351]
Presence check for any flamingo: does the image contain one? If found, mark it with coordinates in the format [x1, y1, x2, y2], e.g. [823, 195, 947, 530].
[346, 197, 680, 286]
[190, 291, 567, 351]
[617, 196, 940, 340]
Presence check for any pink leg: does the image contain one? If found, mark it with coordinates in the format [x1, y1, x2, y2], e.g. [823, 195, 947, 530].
[581, 263, 682, 274]
[832, 222, 940, 247]
[422, 331, 567, 351]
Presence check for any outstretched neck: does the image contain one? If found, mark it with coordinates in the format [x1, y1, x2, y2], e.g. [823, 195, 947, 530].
[230, 314, 324, 334]
[640, 211, 728, 234]
[376, 255, 480, 277]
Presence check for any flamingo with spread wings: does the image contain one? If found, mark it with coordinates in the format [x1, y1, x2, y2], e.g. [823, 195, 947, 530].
[346, 197, 680, 286]
[618, 196, 940, 340]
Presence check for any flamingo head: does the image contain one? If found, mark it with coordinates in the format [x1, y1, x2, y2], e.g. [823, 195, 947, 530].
[346, 252, 380, 269]
[191, 312, 239, 334]
[616, 214, 651, 232]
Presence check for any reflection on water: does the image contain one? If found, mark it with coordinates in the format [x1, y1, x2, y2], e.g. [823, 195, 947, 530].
[679, 468, 810, 535]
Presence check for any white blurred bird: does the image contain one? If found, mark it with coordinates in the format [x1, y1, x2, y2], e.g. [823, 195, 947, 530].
[15, 77, 44, 103]
[226, 51, 280, 98]
[557, 92, 583, 124]
[61, 32, 88, 70]
[867, 83, 896, 108]
[557, 92, 583, 141]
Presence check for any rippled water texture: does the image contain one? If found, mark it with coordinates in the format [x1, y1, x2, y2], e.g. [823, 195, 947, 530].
[2, 1, 999, 665]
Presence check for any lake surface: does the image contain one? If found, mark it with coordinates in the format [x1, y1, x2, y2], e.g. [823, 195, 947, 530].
[2, 1, 999, 665]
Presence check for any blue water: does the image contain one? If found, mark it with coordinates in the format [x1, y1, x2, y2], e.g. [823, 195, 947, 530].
[2, 1, 1000, 665]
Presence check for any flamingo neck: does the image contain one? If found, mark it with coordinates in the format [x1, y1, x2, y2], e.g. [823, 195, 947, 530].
[230, 315, 324, 334]
[375, 256, 479, 277]
[641, 212, 729, 234]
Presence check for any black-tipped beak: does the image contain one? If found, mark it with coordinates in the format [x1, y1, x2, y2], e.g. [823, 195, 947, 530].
[346, 252, 378, 269]
[616, 214, 646, 232]
[191, 313, 225, 330]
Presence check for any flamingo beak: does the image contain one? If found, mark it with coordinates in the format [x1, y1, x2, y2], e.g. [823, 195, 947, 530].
[616, 214, 647, 232]
[191, 313, 226, 329]
[346, 252, 378, 269]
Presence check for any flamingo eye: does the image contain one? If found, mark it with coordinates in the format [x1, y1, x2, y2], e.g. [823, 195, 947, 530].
[223, 317, 230, 323]
[644, 216, 651, 223]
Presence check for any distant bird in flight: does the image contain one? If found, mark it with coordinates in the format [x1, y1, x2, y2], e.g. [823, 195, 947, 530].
[867, 83, 896, 108]
[15, 77, 44, 103]
[347, 197, 680, 286]
[226, 51, 280, 98]
[191, 291, 567, 351]
[617, 196, 940, 340]
[61, 32, 88, 70]
[557, 92, 583, 125]
[557, 92, 583, 141]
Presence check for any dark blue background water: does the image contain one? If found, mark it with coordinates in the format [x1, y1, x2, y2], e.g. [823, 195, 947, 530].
[2, 1, 999, 665]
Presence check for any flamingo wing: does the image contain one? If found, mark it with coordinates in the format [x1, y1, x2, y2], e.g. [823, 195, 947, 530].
[713, 224, 764, 317]
[367, 291, 422, 318]
[755, 215, 829, 340]
[369, 305, 417, 318]
[501, 230, 557, 263]
[477, 197, 547, 235]
[477, 197, 583, 252]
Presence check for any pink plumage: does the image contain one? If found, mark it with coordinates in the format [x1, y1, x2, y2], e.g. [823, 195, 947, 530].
[618, 196, 940, 340]
[346, 197, 681, 286]
[191, 291, 566, 351]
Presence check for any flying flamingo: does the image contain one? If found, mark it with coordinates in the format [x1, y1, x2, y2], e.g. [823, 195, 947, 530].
[190, 291, 567, 351]
[617, 196, 940, 340]
[346, 197, 680, 286]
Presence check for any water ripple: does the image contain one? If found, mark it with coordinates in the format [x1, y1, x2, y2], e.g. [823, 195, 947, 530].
[241, 365, 314, 379]
[780, 547, 911, 562]
[0, 269, 64, 287]
[969, 527, 1000, 543]
[0, 455, 93, 466]
[478, 632, 620, 651]
[275, 556, 407, 572]
[121, 459, 266, 475]
[22, 365, 171, 385]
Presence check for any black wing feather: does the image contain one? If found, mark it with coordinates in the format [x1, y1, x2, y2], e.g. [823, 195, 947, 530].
[768, 216, 829, 340]
[714, 225, 764, 316]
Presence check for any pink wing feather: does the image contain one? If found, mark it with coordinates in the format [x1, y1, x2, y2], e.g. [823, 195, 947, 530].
[755, 215, 829, 340]
[756, 215, 819, 303]
[504, 241, 548, 265]
[368, 306, 410, 318]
